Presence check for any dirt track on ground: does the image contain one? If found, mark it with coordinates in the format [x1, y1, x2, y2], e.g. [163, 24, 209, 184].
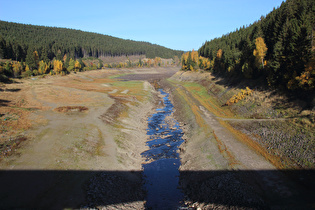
[165, 71, 313, 209]
[0, 67, 313, 209]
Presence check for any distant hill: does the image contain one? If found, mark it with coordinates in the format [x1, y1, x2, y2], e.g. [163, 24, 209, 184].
[0, 20, 183, 61]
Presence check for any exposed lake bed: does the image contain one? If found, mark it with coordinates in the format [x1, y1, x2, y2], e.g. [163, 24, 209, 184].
[0, 67, 313, 209]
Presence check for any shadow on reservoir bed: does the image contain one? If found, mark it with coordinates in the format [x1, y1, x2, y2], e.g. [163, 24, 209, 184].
[0, 169, 313, 209]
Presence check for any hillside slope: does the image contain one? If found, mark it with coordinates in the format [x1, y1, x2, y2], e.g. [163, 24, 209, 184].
[0, 20, 183, 61]
[198, 0, 314, 92]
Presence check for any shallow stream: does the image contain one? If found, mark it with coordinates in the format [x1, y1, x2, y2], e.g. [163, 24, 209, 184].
[141, 89, 185, 209]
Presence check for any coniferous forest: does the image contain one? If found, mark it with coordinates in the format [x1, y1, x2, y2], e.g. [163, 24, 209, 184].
[182, 0, 314, 93]
[0, 20, 183, 80]
[0, 21, 182, 60]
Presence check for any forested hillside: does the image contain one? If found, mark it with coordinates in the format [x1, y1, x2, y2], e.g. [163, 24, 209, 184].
[0, 20, 183, 61]
[185, 0, 314, 93]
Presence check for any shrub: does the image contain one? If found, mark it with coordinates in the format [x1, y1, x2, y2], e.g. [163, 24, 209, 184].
[225, 87, 253, 106]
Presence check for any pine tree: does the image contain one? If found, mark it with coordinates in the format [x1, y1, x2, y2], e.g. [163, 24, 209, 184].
[40, 47, 50, 63]
[25, 48, 37, 70]
[0, 36, 5, 59]
[187, 52, 193, 71]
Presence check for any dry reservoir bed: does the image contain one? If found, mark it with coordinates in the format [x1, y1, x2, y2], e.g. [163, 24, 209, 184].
[0, 67, 313, 209]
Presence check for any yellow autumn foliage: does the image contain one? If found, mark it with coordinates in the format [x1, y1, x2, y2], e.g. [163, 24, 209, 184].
[12, 61, 23, 77]
[225, 87, 253, 106]
[38, 60, 50, 75]
[181, 50, 211, 71]
[216, 49, 223, 60]
[53, 60, 63, 74]
[74, 60, 81, 72]
[154, 57, 161, 66]
[253, 37, 268, 68]
[295, 54, 315, 90]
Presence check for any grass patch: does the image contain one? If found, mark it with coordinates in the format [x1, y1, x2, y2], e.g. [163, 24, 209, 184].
[110, 81, 148, 102]
[108, 73, 130, 79]
[176, 87, 208, 131]
[183, 82, 234, 118]
[54, 106, 88, 113]
[169, 80, 234, 118]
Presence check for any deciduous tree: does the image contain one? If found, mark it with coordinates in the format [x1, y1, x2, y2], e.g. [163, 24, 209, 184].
[67, 58, 75, 71]
[53, 59, 63, 74]
[74, 60, 81, 71]
[12, 61, 22, 77]
[253, 37, 267, 69]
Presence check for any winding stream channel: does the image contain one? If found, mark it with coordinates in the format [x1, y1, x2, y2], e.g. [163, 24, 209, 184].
[141, 89, 185, 209]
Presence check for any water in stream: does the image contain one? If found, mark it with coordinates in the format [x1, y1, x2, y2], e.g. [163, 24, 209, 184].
[141, 89, 185, 209]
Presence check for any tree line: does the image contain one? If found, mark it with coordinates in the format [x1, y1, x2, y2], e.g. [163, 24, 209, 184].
[194, 0, 314, 92]
[0, 51, 180, 81]
[106, 56, 179, 68]
[0, 20, 183, 62]
[0, 52, 103, 80]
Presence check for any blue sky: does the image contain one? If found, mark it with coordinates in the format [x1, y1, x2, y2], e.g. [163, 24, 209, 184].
[0, 0, 284, 51]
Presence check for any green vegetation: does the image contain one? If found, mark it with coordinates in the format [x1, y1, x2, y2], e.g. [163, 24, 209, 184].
[0, 53, 178, 81]
[0, 20, 182, 61]
[181, 50, 212, 71]
[172, 80, 235, 117]
[0, 20, 182, 80]
[184, 0, 314, 94]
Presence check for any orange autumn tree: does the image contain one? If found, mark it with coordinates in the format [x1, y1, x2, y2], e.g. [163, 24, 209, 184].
[213, 49, 224, 73]
[181, 51, 196, 70]
[154, 57, 161, 67]
[53, 59, 63, 75]
[199, 56, 211, 70]
[191, 49, 199, 65]
[181, 50, 211, 71]
[38, 60, 50, 75]
[63, 54, 67, 63]
[216, 49, 223, 60]
[181, 52, 189, 70]
[74, 60, 81, 72]
[253, 37, 268, 69]
[12, 61, 23, 77]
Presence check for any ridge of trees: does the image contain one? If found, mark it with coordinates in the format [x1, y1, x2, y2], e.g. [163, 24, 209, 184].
[0, 20, 183, 62]
[192, 0, 314, 92]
